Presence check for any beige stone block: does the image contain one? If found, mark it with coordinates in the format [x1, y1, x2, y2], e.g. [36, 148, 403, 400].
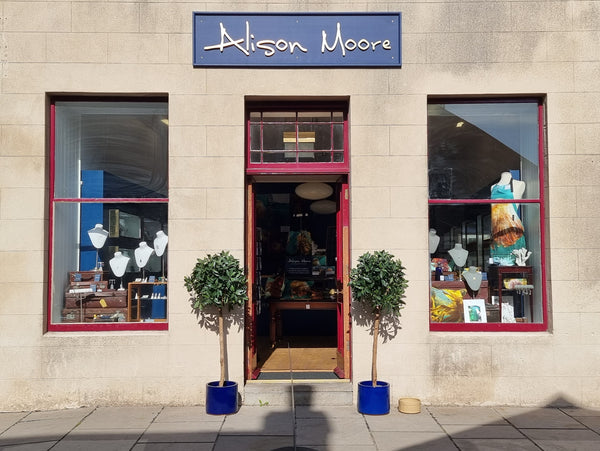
[389, 125, 427, 156]
[0, 313, 43, 346]
[577, 186, 600, 217]
[352, 155, 427, 187]
[170, 94, 244, 127]
[351, 187, 390, 218]
[574, 62, 600, 93]
[548, 31, 600, 62]
[108, 33, 169, 64]
[0, 346, 42, 379]
[0, 125, 45, 157]
[492, 343, 554, 377]
[46, 33, 108, 63]
[169, 188, 206, 219]
[352, 217, 427, 250]
[72, 2, 140, 33]
[379, 343, 431, 377]
[487, 32, 547, 62]
[3, 32, 46, 62]
[548, 155, 600, 187]
[555, 344, 600, 377]
[426, 33, 490, 64]
[350, 125, 390, 156]
[5, 1, 71, 32]
[140, 2, 194, 33]
[351, 94, 425, 126]
[576, 123, 600, 155]
[170, 156, 245, 188]
[168, 33, 193, 65]
[580, 313, 600, 345]
[169, 218, 244, 251]
[549, 312, 582, 345]
[547, 123, 576, 155]
[578, 248, 600, 281]
[547, 248, 579, 281]
[516, 376, 582, 406]
[0, 156, 45, 188]
[548, 186, 577, 218]
[430, 343, 492, 377]
[400, 32, 428, 65]
[78, 378, 144, 407]
[206, 126, 244, 157]
[390, 186, 428, 219]
[511, 1, 572, 32]
[0, 219, 45, 250]
[0, 94, 44, 125]
[0, 251, 45, 283]
[551, 280, 600, 313]
[0, 282, 44, 315]
[206, 188, 244, 219]
[549, 92, 600, 124]
[170, 126, 206, 157]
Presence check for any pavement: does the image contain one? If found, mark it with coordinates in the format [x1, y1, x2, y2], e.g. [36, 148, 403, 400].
[1, 403, 600, 450]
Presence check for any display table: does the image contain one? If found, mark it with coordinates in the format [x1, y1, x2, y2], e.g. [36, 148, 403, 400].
[488, 265, 533, 322]
[269, 300, 337, 344]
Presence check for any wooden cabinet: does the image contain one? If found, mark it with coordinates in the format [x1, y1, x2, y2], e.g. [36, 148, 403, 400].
[488, 266, 533, 322]
[127, 282, 167, 322]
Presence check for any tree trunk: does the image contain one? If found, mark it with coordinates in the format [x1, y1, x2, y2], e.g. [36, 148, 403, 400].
[372, 310, 380, 387]
[218, 307, 225, 387]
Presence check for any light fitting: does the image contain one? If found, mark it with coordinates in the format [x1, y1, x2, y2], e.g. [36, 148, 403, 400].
[295, 182, 333, 200]
[310, 200, 337, 215]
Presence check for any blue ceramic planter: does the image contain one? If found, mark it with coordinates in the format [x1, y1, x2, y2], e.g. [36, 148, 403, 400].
[206, 381, 238, 415]
[357, 380, 390, 415]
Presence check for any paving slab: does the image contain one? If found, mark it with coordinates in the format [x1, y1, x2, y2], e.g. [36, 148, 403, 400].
[495, 406, 585, 429]
[453, 438, 541, 450]
[139, 420, 220, 443]
[77, 406, 161, 430]
[443, 424, 525, 439]
[220, 405, 294, 435]
[371, 431, 457, 451]
[429, 406, 508, 425]
[365, 409, 442, 432]
[296, 416, 372, 447]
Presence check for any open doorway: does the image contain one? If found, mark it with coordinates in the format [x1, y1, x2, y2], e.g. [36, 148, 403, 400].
[246, 178, 350, 380]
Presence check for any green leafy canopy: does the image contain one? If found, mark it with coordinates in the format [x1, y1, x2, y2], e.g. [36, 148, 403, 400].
[349, 250, 408, 316]
[184, 251, 248, 311]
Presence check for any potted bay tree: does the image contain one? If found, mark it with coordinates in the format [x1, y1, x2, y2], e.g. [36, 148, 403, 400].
[349, 250, 408, 415]
[184, 250, 248, 415]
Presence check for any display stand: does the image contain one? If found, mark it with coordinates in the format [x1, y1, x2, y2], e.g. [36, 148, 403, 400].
[488, 266, 534, 322]
[127, 282, 167, 322]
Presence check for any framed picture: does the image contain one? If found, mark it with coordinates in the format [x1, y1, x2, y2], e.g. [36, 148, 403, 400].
[463, 298, 487, 323]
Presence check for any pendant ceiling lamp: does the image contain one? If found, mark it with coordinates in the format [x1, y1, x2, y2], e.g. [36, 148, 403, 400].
[310, 200, 337, 215]
[295, 182, 333, 200]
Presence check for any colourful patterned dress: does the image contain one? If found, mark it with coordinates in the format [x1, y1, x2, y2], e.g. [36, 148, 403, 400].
[490, 182, 526, 265]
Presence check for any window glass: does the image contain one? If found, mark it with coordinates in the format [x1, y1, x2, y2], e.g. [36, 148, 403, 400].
[50, 99, 168, 328]
[428, 99, 545, 329]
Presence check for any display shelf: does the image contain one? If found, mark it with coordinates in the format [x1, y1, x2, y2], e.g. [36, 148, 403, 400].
[127, 282, 167, 322]
[488, 266, 533, 322]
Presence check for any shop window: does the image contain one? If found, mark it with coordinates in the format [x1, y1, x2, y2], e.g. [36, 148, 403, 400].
[246, 104, 348, 174]
[49, 97, 168, 331]
[428, 98, 547, 331]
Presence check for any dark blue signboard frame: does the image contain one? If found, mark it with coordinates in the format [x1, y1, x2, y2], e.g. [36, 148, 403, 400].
[193, 12, 401, 67]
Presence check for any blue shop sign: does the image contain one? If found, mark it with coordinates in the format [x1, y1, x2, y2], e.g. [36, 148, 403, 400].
[193, 13, 401, 67]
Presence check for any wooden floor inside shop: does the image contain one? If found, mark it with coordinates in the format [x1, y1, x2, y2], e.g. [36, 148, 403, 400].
[257, 336, 337, 372]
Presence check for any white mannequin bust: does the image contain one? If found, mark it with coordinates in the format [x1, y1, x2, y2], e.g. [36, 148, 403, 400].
[462, 267, 483, 291]
[134, 242, 154, 269]
[154, 231, 168, 257]
[448, 243, 468, 268]
[492, 172, 525, 199]
[88, 224, 108, 249]
[109, 251, 130, 278]
[429, 229, 440, 254]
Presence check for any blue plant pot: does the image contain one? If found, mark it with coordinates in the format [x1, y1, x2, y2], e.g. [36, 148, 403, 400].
[206, 381, 238, 415]
[357, 380, 390, 415]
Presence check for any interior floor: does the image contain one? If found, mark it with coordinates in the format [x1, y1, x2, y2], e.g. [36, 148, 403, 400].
[257, 335, 337, 372]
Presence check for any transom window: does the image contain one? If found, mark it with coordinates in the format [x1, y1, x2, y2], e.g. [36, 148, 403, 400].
[247, 104, 348, 174]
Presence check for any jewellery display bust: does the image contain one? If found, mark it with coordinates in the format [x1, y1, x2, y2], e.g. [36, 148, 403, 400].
[135, 242, 154, 269]
[154, 231, 168, 257]
[109, 251, 130, 278]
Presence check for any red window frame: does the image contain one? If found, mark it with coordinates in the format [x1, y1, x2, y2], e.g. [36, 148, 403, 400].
[428, 98, 548, 332]
[246, 102, 349, 174]
[47, 96, 168, 332]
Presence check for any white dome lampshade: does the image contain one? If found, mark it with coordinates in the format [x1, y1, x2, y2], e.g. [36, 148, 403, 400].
[310, 200, 337, 215]
[295, 182, 333, 200]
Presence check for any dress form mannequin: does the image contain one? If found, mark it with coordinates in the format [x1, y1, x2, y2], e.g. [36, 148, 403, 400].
[135, 242, 154, 270]
[490, 172, 527, 265]
[109, 251, 130, 290]
[462, 267, 483, 292]
[448, 243, 468, 268]
[429, 229, 440, 254]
